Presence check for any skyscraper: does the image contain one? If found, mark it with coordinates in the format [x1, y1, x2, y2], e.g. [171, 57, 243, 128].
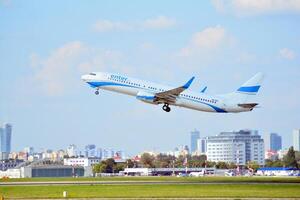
[85, 144, 96, 157]
[269, 133, 282, 151]
[197, 137, 207, 154]
[190, 129, 200, 153]
[0, 123, 12, 160]
[293, 129, 300, 151]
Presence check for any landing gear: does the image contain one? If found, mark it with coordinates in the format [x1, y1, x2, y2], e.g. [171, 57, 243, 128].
[95, 89, 99, 95]
[162, 104, 171, 112]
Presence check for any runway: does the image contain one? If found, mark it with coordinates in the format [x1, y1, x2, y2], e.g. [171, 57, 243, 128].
[1, 180, 299, 186]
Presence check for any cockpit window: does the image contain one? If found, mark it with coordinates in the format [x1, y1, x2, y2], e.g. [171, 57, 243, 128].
[89, 73, 96, 76]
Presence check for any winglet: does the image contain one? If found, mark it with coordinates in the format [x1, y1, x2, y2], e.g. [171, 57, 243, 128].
[182, 77, 195, 89]
[201, 86, 207, 93]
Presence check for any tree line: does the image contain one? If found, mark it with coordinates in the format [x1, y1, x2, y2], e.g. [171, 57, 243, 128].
[93, 146, 299, 173]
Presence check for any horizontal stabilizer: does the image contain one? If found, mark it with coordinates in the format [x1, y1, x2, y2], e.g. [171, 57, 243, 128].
[201, 86, 207, 93]
[238, 103, 258, 109]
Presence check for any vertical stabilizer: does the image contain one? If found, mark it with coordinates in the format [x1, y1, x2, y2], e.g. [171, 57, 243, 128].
[222, 72, 264, 103]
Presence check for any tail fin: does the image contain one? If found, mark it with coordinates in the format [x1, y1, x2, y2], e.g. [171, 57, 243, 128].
[236, 72, 264, 95]
[222, 72, 264, 103]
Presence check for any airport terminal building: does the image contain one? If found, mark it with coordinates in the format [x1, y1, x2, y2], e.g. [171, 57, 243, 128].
[206, 130, 265, 165]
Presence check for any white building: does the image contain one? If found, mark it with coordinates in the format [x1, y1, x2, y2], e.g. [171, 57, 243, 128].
[278, 149, 288, 159]
[293, 129, 300, 151]
[64, 157, 101, 167]
[24, 147, 34, 155]
[206, 130, 265, 165]
[0, 168, 22, 178]
[124, 168, 150, 176]
[67, 144, 78, 157]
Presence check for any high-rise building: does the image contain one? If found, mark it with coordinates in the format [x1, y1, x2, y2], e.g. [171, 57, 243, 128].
[96, 148, 102, 158]
[197, 137, 207, 154]
[293, 129, 300, 151]
[0, 123, 12, 160]
[85, 144, 96, 157]
[190, 129, 200, 153]
[102, 148, 114, 160]
[269, 133, 282, 151]
[206, 130, 265, 165]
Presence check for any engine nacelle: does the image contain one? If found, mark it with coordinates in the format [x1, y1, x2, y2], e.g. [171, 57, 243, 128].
[136, 91, 157, 104]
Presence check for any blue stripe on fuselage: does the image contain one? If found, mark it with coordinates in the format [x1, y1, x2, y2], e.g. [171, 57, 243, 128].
[87, 81, 138, 89]
[181, 97, 227, 113]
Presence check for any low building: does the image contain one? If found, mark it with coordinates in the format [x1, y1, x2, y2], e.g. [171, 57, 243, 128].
[124, 168, 150, 176]
[0, 159, 24, 171]
[265, 150, 278, 161]
[257, 167, 300, 176]
[23, 165, 84, 178]
[123, 167, 215, 176]
[64, 157, 100, 167]
[0, 168, 22, 178]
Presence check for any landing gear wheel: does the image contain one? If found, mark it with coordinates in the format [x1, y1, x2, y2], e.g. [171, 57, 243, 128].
[162, 104, 171, 112]
[162, 105, 167, 110]
[166, 106, 171, 112]
[95, 90, 99, 95]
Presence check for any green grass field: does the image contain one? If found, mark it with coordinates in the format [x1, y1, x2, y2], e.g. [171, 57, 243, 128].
[1, 177, 300, 198]
[1, 184, 300, 198]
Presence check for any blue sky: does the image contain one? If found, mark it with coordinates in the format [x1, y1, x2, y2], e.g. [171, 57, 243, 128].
[1, 0, 300, 155]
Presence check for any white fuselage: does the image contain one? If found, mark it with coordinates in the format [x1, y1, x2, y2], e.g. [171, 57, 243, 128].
[82, 72, 253, 113]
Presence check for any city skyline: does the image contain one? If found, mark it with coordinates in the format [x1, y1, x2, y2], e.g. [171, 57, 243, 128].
[1, 1, 300, 154]
[5, 124, 298, 156]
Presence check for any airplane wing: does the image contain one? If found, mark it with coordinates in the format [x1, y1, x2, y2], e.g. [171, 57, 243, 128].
[154, 77, 195, 104]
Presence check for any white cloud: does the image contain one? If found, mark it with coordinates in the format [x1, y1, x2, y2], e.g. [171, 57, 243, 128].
[93, 20, 132, 32]
[179, 25, 228, 57]
[29, 41, 125, 96]
[279, 48, 296, 60]
[142, 16, 176, 29]
[31, 41, 88, 95]
[212, 0, 300, 15]
[93, 16, 176, 32]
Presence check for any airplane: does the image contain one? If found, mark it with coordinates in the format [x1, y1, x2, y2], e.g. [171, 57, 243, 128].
[81, 72, 264, 113]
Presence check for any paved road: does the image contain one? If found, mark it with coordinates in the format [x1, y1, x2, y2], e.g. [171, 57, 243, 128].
[4, 198, 300, 200]
[1, 180, 300, 186]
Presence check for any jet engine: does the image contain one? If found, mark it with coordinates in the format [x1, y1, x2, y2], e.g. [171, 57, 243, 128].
[136, 91, 157, 104]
